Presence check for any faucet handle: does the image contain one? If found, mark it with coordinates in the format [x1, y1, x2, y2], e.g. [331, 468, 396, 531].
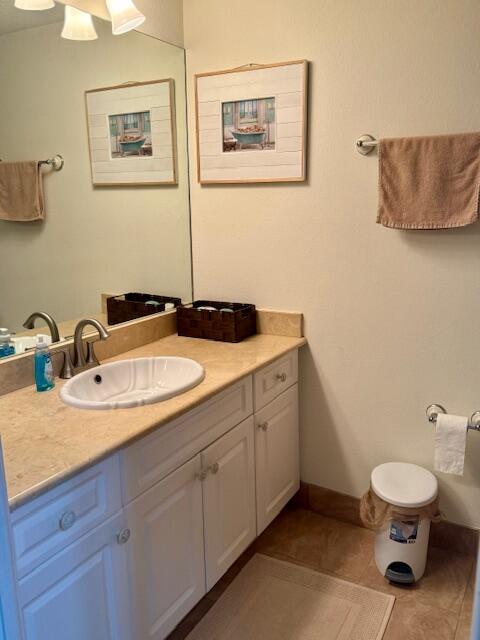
[55, 347, 75, 379]
[85, 340, 100, 366]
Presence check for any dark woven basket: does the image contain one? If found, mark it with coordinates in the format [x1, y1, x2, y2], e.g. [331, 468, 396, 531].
[177, 300, 256, 343]
[107, 293, 181, 326]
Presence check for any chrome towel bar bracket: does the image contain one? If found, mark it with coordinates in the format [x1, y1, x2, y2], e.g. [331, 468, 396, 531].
[426, 404, 480, 432]
[39, 155, 64, 171]
[356, 134, 378, 155]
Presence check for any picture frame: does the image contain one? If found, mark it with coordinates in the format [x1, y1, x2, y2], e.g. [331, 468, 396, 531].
[195, 60, 308, 184]
[85, 79, 177, 186]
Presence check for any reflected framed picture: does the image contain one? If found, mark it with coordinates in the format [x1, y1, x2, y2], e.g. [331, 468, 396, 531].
[85, 79, 177, 186]
[195, 60, 308, 184]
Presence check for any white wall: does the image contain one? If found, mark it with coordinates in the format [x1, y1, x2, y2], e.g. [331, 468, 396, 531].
[0, 20, 192, 331]
[57, 0, 184, 46]
[184, 0, 480, 528]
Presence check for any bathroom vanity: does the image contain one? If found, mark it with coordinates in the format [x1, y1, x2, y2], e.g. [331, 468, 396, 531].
[0, 333, 304, 640]
[0, 13, 305, 636]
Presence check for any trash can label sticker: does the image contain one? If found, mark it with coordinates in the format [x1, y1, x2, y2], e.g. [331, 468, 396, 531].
[389, 514, 419, 544]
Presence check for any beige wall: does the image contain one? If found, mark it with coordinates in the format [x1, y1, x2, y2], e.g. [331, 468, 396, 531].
[57, 0, 184, 46]
[184, 0, 480, 528]
[0, 19, 192, 332]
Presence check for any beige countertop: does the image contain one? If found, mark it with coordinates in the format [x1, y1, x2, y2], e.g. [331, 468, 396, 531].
[0, 332, 306, 510]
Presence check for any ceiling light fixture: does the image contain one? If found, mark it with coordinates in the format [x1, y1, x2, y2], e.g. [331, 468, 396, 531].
[61, 6, 98, 41]
[105, 0, 145, 35]
[14, 0, 55, 10]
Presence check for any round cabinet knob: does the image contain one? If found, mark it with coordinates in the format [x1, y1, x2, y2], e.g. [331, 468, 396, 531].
[59, 510, 76, 531]
[116, 528, 131, 545]
[258, 421, 269, 431]
[276, 372, 287, 382]
[210, 462, 219, 474]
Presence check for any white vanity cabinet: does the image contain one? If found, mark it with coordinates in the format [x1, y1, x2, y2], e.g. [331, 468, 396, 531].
[10, 349, 300, 640]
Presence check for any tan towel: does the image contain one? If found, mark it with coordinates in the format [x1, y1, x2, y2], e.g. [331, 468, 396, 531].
[377, 132, 480, 229]
[0, 161, 44, 222]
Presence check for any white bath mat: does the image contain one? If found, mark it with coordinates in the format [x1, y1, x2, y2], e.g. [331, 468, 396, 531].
[187, 554, 394, 640]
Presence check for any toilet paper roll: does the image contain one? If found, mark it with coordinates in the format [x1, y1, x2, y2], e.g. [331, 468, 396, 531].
[434, 413, 468, 476]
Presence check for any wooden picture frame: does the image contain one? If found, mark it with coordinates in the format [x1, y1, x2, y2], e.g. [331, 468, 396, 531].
[195, 60, 308, 185]
[85, 79, 177, 186]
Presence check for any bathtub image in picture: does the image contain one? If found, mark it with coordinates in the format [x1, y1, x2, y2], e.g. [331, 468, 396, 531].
[223, 97, 275, 152]
[109, 111, 152, 158]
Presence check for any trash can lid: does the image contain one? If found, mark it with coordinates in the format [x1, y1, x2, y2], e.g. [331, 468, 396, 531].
[371, 462, 438, 508]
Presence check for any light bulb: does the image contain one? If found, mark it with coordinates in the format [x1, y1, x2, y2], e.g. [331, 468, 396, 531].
[105, 0, 145, 35]
[61, 6, 97, 41]
[14, 0, 55, 10]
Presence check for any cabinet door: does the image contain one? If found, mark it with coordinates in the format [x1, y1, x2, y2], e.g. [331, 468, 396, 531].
[125, 455, 206, 640]
[255, 384, 299, 534]
[18, 512, 131, 640]
[202, 417, 256, 590]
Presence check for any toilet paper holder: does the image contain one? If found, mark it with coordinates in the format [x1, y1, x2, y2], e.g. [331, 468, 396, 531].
[426, 404, 480, 431]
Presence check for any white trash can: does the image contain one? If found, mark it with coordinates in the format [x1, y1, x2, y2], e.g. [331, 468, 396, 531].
[371, 462, 438, 584]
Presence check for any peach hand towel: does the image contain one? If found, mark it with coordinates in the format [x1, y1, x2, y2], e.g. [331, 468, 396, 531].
[377, 132, 480, 229]
[0, 161, 44, 222]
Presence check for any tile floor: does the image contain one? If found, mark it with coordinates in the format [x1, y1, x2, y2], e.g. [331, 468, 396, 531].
[168, 507, 476, 640]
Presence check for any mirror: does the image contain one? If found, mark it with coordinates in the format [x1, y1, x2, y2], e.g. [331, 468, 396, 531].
[0, 2, 192, 358]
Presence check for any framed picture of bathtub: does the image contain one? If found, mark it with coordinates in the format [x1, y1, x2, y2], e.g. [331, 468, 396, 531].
[195, 60, 308, 184]
[85, 79, 177, 186]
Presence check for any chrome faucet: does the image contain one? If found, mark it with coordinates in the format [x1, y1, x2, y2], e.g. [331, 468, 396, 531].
[23, 311, 60, 343]
[73, 318, 110, 370]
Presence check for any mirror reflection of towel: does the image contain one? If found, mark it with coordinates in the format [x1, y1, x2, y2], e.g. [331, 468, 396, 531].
[0, 161, 44, 222]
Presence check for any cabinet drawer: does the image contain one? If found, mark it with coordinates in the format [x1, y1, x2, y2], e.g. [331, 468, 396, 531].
[12, 455, 122, 579]
[254, 350, 298, 411]
[121, 376, 253, 504]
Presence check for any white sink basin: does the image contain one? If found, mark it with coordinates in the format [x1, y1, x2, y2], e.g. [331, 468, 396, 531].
[60, 357, 205, 410]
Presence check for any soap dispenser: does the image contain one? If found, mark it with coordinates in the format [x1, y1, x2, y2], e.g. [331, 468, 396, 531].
[0, 329, 15, 358]
[34, 336, 55, 392]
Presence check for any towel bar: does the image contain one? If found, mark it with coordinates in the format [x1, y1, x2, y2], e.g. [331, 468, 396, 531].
[426, 404, 480, 431]
[0, 155, 64, 171]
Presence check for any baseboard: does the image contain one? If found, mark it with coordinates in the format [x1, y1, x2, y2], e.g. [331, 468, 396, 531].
[291, 482, 479, 557]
